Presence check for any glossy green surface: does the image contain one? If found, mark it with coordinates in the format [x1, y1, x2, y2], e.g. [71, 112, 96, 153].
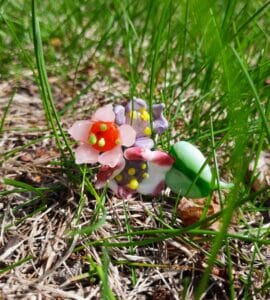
[165, 141, 213, 198]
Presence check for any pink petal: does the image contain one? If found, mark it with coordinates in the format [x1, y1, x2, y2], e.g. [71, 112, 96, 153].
[92, 104, 115, 122]
[108, 181, 135, 198]
[75, 143, 99, 164]
[124, 147, 153, 161]
[118, 186, 135, 198]
[68, 120, 92, 143]
[151, 151, 175, 166]
[124, 147, 174, 166]
[119, 124, 136, 147]
[95, 158, 125, 189]
[98, 146, 123, 168]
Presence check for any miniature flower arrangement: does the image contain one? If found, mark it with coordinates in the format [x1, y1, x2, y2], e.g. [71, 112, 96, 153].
[69, 98, 232, 198]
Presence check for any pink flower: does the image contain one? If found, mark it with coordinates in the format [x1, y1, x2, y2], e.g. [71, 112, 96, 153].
[95, 147, 174, 197]
[68, 104, 136, 168]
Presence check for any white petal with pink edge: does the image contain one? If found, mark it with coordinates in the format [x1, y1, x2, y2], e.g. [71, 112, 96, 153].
[98, 145, 122, 168]
[75, 143, 99, 164]
[124, 147, 154, 161]
[137, 160, 172, 195]
[68, 120, 92, 143]
[124, 147, 174, 166]
[119, 124, 136, 147]
[92, 104, 115, 122]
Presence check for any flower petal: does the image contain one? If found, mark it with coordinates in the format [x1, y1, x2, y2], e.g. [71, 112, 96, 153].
[108, 181, 135, 198]
[93, 104, 115, 122]
[124, 147, 153, 161]
[119, 124, 136, 147]
[125, 147, 174, 166]
[150, 150, 175, 167]
[95, 158, 125, 189]
[153, 103, 168, 134]
[137, 162, 167, 195]
[108, 180, 119, 195]
[134, 137, 154, 149]
[75, 143, 99, 164]
[114, 105, 126, 125]
[98, 145, 122, 167]
[68, 120, 92, 143]
[118, 186, 135, 198]
[126, 97, 147, 112]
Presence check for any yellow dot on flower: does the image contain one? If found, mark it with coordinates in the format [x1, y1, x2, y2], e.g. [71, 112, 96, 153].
[115, 174, 123, 182]
[142, 172, 149, 179]
[140, 110, 150, 121]
[129, 110, 138, 120]
[128, 178, 139, 190]
[144, 127, 152, 136]
[115, 139, 121, 145]
[100, 123, 107, 131]
[98, 138, 106, 147]
[89, 133, 97, 145]
[128, 168, 136, 176]
[141, 163, 147, 170]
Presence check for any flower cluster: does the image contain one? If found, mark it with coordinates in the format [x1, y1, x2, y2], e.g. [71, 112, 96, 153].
[69, 98, 174, 197]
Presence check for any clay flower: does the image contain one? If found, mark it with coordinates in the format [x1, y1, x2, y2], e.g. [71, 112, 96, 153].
[114, 98, 168, 149]
[95, 147, 174, 197]
[68, 104, 136, 167]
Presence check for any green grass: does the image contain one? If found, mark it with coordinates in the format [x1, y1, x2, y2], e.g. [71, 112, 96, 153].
[1, 0, 270, 299]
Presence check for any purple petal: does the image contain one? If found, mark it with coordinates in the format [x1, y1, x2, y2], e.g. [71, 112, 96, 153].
[134, 137, 154, 149]
[126, 97, 147, 112]
[153, 103, 168, 134]
[114, 105, 126, 125]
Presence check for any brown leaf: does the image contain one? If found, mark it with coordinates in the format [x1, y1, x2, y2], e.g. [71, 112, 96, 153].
[248, 151, 270, 191]
[19, 153, 33, 162]
[177, 194, 220, 230]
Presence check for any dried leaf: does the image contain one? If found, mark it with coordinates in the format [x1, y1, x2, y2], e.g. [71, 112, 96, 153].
[177, 194, 220, 230]
[19, 153, 33, 162]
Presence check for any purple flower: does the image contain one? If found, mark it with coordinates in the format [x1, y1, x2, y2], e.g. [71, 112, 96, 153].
[114, 98, 168, 149]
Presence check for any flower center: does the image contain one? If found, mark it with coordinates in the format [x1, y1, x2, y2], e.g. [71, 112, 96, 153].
[89, 121, 121, 152]
[115, 160, 149, 191]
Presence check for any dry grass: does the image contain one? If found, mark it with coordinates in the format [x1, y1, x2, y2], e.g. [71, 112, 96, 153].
[0, 68, 269, 300]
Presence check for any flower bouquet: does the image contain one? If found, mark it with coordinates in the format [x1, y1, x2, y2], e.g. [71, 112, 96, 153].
[69, 98, 232, 198]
